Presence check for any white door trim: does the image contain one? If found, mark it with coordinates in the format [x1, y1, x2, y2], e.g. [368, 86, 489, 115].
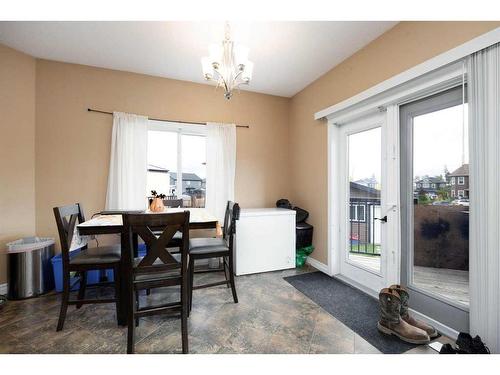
[331, 111, 391, 294]
[315, 27, 500, 121]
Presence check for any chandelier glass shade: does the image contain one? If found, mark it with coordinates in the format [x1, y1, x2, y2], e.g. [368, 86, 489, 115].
[201, 24, 254, 100]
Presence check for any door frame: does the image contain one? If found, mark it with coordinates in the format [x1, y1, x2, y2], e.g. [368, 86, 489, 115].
[327, 64, 466, 286]
[329, 110, 400, 294]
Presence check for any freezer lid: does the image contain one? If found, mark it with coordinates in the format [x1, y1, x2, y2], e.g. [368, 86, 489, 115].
[238, 208, 296, 217]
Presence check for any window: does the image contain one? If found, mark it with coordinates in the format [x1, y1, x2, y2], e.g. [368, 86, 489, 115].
[147, 121, 207, 208]
[458, 190, 464, 197]
[458, 176, 465, 185]
[350, 204, 366, 222]
[451, 190, 456, 197]
[423, 182, 430, 188]
[451, 177, 456, 185]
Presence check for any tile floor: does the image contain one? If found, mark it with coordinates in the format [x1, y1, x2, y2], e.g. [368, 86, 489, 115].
[0, 266, 448, 354]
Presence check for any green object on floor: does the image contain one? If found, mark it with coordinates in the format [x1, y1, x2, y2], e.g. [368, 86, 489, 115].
[296, 245, 315, 267]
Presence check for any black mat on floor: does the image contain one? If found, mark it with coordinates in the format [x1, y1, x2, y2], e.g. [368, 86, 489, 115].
[284, 272, 419, 354]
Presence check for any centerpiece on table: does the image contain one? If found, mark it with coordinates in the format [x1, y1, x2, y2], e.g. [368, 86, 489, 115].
[148, 190, 166, 212]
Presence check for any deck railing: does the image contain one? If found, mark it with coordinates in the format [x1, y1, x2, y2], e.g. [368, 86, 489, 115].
[349, 198, 381, 256]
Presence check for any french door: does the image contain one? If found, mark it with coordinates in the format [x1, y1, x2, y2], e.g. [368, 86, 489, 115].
[400, 85, 469, 332]
[336, 111, 396, 292]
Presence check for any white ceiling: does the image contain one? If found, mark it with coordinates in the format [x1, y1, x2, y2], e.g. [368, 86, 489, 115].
[0, 21, 397, 97]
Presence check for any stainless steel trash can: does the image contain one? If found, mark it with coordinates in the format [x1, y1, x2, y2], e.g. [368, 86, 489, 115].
[6, 237, 55, 299]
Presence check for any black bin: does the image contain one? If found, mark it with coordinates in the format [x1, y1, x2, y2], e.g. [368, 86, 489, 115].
[296, 222, 313, 249]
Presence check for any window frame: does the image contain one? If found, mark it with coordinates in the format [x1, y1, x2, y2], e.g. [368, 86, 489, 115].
[147, 120, 207, 200]
[451, 177, 456, 185]
[458, 176, 465, 185]
[350, 204, 366, 223]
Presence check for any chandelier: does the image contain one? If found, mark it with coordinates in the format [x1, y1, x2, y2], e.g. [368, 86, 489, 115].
[201, 23, 254, 100]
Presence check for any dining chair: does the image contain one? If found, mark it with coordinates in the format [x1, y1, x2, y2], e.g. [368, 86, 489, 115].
[188, 201, 239, 310]
[53, 203, 121, 331]
[123, 211, 190, 354]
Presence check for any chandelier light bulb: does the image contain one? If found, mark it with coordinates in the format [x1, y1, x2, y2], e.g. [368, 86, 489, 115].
[235, 45, 249, 68]
[201, 57, 213, 79]
[242, 61, 254, 82]
[209, 43, 223, 65]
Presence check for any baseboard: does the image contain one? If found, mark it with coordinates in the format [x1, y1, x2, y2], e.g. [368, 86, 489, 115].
[0, 283, 7, 295]
[305, 257, 329, 273]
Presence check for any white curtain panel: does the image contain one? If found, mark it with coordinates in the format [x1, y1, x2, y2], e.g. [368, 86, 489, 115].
[105, 112, 149, 210]
[205, 123, 236, 223]
[467, 43, 500, 353]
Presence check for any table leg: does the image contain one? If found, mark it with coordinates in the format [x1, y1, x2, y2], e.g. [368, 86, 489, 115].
[117, 231, 129, 326]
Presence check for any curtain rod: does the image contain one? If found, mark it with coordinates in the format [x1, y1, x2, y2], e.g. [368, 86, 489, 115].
[87, 108, 250, 129]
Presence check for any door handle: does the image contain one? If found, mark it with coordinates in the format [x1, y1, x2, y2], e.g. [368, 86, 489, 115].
[375, 216, 387, 223]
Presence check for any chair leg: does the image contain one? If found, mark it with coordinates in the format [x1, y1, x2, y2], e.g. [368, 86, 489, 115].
[135, 291, 139, 327]
[113, 265, 121, 325]
[186, 257, 191, 318]
[76, 271, 87, 309]
[127, 286, 136, 354]
[189, 257, 194, 312]
[57, 269, 70, 331]
[228, 254, 238, 304]
[223, 257, 230, 288]
[181, 273, 189, 354]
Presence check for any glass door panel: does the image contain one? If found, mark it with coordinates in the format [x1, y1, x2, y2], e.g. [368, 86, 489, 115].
[411, 103, 469, 307]
[347, 127, 382, 273]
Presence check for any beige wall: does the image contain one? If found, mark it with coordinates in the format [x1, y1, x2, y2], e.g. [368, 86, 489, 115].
[34, 60, 291, 248]
[0, 44, 36, 284]
[289, 21, 500, 264]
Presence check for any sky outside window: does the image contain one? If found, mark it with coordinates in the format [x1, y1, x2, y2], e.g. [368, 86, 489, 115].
[413, 103, 468, 178]
[348, 103, 468, 184]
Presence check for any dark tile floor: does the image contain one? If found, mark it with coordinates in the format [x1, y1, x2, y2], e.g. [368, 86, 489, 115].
[0, 266, 447, 354]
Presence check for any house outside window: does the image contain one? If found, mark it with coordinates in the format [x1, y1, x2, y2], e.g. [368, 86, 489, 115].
[458, 176, 465, 185]
[350, 204, 366, 222]
[147, 120, 207, 208]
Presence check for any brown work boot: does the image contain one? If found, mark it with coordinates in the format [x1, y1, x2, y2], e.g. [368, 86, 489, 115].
[378, 288, 430, 344]
[389, 284, 439, 338]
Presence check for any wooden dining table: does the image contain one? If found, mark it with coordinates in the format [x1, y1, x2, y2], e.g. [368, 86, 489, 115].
[77, 207, 219, 325]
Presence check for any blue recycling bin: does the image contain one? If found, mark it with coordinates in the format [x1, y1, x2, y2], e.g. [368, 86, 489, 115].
[51, 244, 147, 292]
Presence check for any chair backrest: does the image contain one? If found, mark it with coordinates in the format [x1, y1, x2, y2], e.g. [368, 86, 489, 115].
[123, 211, 190, 275]
[223, 202, 240, 248]
[53, 203, 86, 264]
[163, 198, 184, 208]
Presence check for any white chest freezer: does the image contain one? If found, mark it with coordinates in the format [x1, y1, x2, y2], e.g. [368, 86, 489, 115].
[234, 208, 296, 276]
